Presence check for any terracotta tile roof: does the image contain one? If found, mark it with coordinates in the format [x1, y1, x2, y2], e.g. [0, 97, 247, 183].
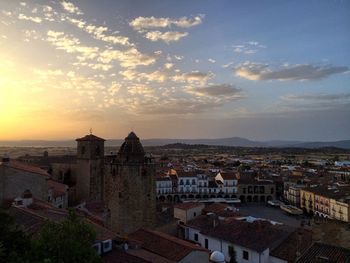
[76, 134, 105, 141]
[1, 160, 49, 177]
[176, 170, 197, 178]
[126, 248, 174, 263]
[174, 202, 204, 211]
[203, 203, 240, 218]
[220, 172, 238, 180]
[270, 229, 313, 263]
[103, 250, 151, 263]
[128, 228, 209, 262]
[47, 179, 68, 198]
[9, 200, 117, 241]
[296, 243, 350, 263]
[187, 216, 294, 253]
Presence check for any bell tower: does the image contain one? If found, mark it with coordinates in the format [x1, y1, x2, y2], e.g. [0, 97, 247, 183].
[107, 132, 156, 235]
[76, 133, 105, 203]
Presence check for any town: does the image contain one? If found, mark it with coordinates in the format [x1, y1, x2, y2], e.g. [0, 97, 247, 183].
[1, 132, 349, 262]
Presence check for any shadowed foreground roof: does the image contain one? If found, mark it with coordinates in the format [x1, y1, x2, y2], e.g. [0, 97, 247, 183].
[187, 215, 294, 253]
[296, 243, 350, 263]
[118, 132, 145, 156]
[129, 228, 208, 261]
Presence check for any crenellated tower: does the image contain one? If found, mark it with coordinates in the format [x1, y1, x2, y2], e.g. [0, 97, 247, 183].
[106, 132, 156, 235]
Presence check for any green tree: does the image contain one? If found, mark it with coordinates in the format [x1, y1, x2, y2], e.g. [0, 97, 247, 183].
[228, 245, 238, 263]
[31, 210, 101, 263]
[0, 209, 31, 263]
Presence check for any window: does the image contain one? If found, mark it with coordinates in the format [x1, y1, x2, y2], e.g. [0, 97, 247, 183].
[243, 188, 246, 194]
[243, 250, 249, 260]
[194, 233, 198, 241]
[205, 238, 209, 249]
[193, 212, 197, 217]
[271, 188, 274, 194]
[81, 146, 86, 155]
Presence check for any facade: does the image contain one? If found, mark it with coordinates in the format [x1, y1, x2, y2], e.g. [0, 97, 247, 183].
[300, 188, 315, 214]
[0, 158, 48, 203]
[106, 132, 156, 236]
[329, 198, 350, 223]
[156, 175, 172, 195]
[184, 215, 309, 263]
[174, 202, 205, 224]
[285, 185, 304, 207]
[215, 172, 238, 194]
[237, 179, 275, 203]
[76, 134, 105, 203]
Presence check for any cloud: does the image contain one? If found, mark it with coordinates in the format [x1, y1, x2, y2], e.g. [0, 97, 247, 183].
[282, 93, 350, 101]
[232, 41, 265, 54]
[98, 48, 156, 68]
[18, 13, 42, 23]
[46, 30, 99, 61]
[61, 1, 83, 15]
[234, 62, 349, 81]
[144, 31, 188, 43]
[186, 84, 242, 99]
[208, 58, 216, 63]
[66, 17, 133, 46]
[172, 71, 214, 85]
[129, 15, 204, 31]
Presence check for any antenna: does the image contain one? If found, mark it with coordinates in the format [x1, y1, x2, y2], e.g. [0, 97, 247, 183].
[90, 128, 93, 135]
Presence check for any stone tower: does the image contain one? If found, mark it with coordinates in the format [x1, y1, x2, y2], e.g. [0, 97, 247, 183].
[107, 132, 156, 235]
[76, 134, 105, 203]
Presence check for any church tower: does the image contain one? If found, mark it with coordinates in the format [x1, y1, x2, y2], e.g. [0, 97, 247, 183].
[76, 133, 105, 203]
[107, 132, 156, 235]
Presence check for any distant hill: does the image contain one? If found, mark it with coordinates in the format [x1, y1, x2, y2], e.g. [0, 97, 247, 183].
[0, 137, 349, 149]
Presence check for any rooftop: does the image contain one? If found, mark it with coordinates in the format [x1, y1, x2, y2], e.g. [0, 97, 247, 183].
[128, 228, 208, 262]
[297, 242, 350, 263]
[76, 134, 105, 142]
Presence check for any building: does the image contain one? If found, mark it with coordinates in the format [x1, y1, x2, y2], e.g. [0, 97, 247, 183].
[0, 158, 68, 208]
[284, 185, 304, 207]
[174, 202, 205, 224]
[237, 178, 275, 203]
[128, 228, 210, 263]
[215, 172, 238, 195]
[106, 132, 156, 236]
[184, 215, 312, 263]
[296, 242, 350, 263]
[8, 193, 117, 256]
[300, 188, 315, 214]
[76, 134, 106, 203]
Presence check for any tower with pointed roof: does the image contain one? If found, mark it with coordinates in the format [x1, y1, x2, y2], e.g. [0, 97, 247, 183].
[75, 133, 105, 203]
[106, 132, 156, 235]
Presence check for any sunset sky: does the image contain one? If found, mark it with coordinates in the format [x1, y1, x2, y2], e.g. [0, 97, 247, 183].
[0, 0, 349, 141]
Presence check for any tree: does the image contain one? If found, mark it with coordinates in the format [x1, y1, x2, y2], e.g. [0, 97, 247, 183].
[0, 209, 31, 263]
[228, 245, 238, 263]
[31, 210, 101, 263]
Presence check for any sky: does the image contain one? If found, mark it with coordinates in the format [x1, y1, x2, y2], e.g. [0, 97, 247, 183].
[0, 0, 349, 141]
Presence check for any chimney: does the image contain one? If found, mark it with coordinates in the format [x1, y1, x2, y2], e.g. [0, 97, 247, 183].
[21, 189, 33, 207]
[207, 212, 219, 228]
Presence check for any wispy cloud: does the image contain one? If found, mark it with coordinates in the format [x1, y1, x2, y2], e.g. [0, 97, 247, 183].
[46, 30, 99, 61]
[281, 93, 350, 101]
[129, 15, 204, 31]
[61, 1, 83, 15]
[144, 31, 188, 43]
[232, 41, 266, 54]
[18, 13, 42, 23]
[98, 48, 156, 68]
[130, 15, 204, 43]
[66, 17, 133, 46]
[186, 84, 242, 100]
[235, 62, 349, 81]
